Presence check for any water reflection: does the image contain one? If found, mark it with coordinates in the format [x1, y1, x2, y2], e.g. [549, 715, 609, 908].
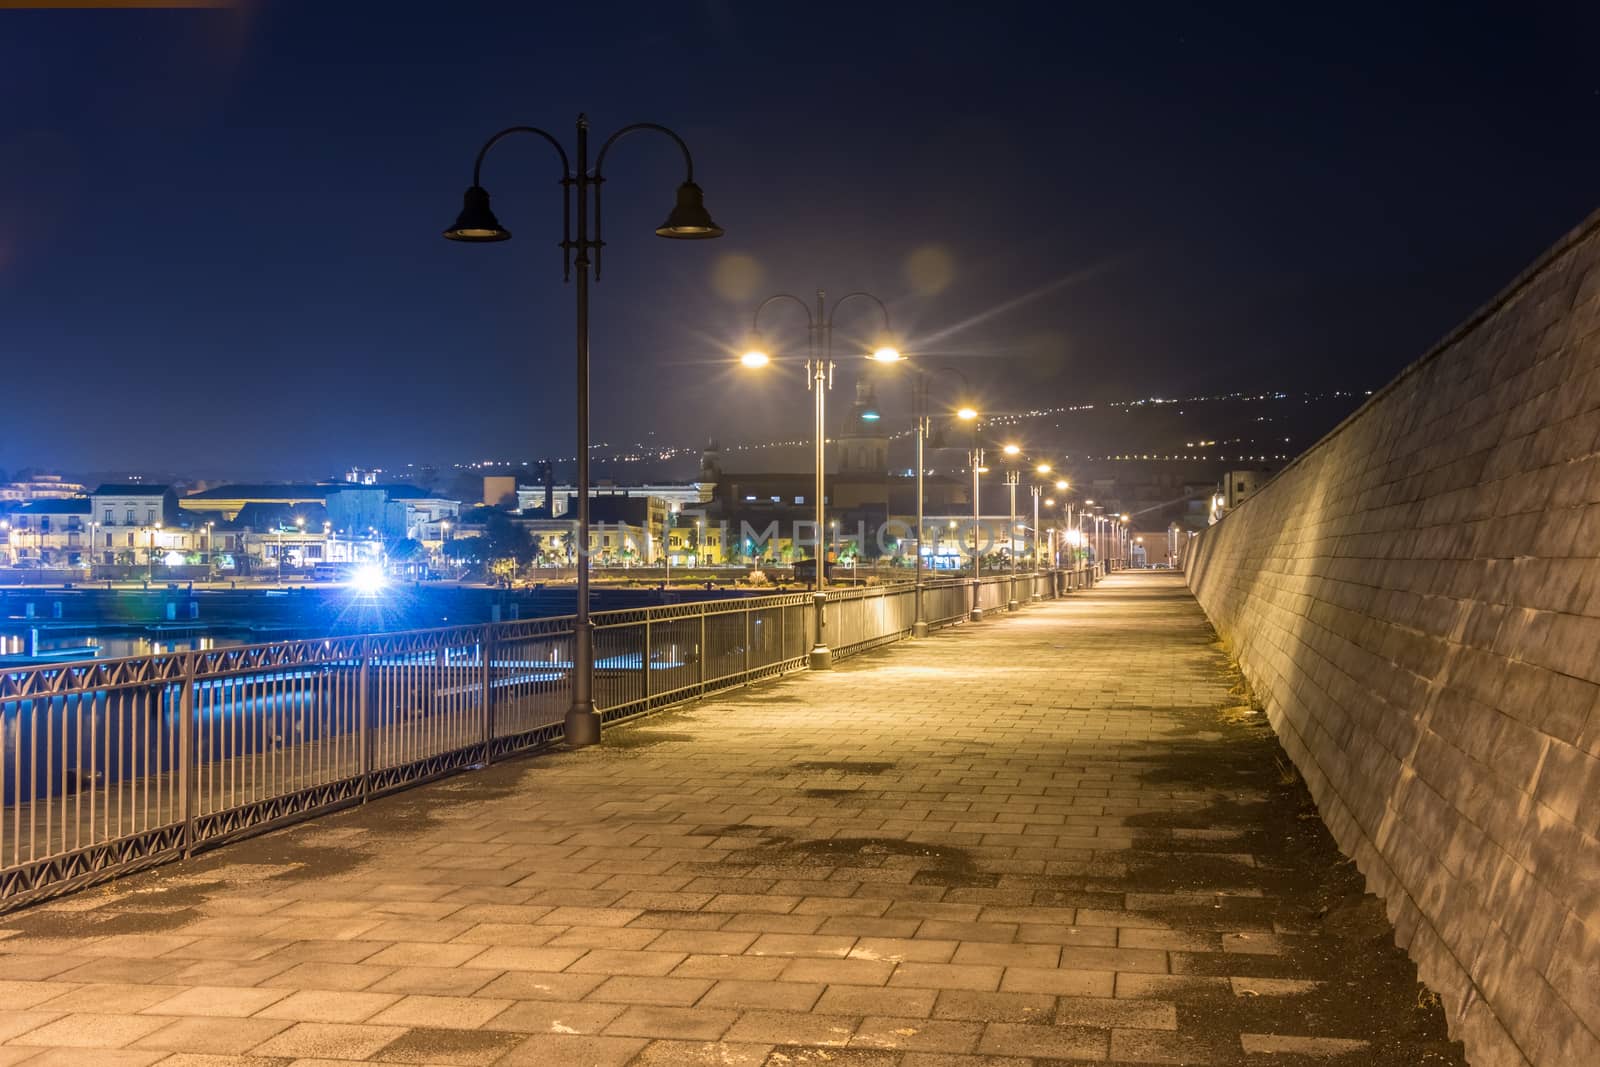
[0, 630, 244, 663]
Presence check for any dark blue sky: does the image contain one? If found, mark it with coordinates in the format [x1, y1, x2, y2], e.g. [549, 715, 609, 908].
[2, 1, 1597, 477]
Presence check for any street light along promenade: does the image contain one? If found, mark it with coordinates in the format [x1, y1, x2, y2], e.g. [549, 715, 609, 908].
[444, 113, 723, 748]
[740, 289, 897, 669]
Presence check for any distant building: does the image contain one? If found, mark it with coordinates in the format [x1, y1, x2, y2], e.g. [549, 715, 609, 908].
[1222, 467, 1274, 509]
[181, 483, 459, 543]
[0, 474, 87, 502]
[90, 484, 184, 567]
[5, 497, 91, 565]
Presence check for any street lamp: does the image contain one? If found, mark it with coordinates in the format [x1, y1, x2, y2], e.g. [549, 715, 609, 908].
[740, 289, 896, 669]
[444, 114, 723, 749]
[1002, 449, 1021, 611]
[148, 523, 162, 582]
[872, 357, 976, 637]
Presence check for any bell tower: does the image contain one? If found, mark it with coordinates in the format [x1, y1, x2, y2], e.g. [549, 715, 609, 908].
[836, 379, 888, 474]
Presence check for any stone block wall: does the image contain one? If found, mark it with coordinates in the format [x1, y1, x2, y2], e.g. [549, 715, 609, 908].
[1187, 209, 1600, 1067]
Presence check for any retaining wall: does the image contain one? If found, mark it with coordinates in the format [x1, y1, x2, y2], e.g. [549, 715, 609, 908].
[1187, 209, 1600, 1066]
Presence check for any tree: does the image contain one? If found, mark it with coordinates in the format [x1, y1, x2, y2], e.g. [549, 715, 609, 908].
[482, 513, 535, 571]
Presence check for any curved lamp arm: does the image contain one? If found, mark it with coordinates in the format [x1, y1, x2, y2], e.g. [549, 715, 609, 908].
[594, 122, 696, 181]
[751, 292, 816, 338]
[471, 126, 572, 185]
[823, 291, 892, 333]
[592, 122, 699, 279]
[470, 126, 575, 279]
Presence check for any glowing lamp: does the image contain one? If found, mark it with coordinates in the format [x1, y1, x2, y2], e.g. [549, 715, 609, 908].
[1055, 479, 1068, 490]
[740, 350, 770, 368]
[956, 407, 977, 421]
[1003, 444, 1020, 456]
[351, 564, 388, 595]
[869, 347, 901, 362]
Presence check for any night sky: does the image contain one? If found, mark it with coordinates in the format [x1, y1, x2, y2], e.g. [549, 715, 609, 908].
[2, 2, 1597, 478]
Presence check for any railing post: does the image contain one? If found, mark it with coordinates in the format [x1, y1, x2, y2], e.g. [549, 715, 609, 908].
[743, 607, 751, 677]
[642, 618, 652, 704]
[698, 605, 707, 693]
[177, 652, 197, 857]
[780, 598, 788, 665]
[358, 636, 372, 800]
[480, 625, 496, 766]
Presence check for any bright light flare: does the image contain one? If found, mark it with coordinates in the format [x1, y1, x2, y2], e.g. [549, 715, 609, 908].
[1003, 444, 1020, 456]
[956, 406, 978, 421]
[351, 564, 387, 596]
[869, 346, 901, 363]
[1036, 463, 1051, 473]
[1055, 479, 1069, 490]
[740, 350, 770, 368]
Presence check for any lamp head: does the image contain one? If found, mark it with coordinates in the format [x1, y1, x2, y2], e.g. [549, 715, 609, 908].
[740, 350, 771, 368]
[1055, 479, 1068, 490]
[956, 406, 978, 421]
[443, 185, 511, 242]
[1035, 463, 1051, 474]
[656, 181, 724, 239]
[869, 346, 901, 363]
[1003, 444, 1020, 456]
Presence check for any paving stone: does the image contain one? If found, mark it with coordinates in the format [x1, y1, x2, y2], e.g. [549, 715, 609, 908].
[722, 1010, 859, 1046]
[483, 999, 626, 1034]
[247, 1021, 406, 1059]
[140, 986, 290, 1018]
[628, 1039, 774, 1066]
[494, 1033, 648, 1066]
[9, 1011, 171, 1048]
[699, 979, 824, 1012]
[601, 1004, 739, 1040]
[976, 1021, 1109, 1059]
[851, 1016, 984, 1052]
[130, 1015, 293, 1054]
[371, 1026, 524, 1065]
[254, 990, 401, 1023]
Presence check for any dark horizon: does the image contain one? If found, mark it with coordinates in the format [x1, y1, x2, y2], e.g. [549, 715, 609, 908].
[3, 2, 1598, 477]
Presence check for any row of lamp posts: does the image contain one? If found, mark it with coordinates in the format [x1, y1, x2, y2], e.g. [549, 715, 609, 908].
[440, 112, 1125, 748]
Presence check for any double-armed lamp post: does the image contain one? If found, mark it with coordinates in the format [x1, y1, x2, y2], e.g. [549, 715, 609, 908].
[905, 369, 977, 637]
[443, 113, 724, 748]
[741, 291, 897, 668]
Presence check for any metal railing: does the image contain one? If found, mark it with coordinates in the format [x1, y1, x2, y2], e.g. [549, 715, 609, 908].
[0, 572, 1069, 910]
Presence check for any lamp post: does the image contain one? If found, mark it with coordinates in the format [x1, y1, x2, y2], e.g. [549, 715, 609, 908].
[1027, 465, 1048, 600]
[1001, 444, 1021, 611]
[898, 365, 977, 638]
[443, 114, 723, 749]
[740, 290, 897, 670]
[148, 523, 162, 583]
[968, 443, 985, 621]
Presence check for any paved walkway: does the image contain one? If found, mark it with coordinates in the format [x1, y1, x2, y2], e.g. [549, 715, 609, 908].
[0, 573, 1462, 1066]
